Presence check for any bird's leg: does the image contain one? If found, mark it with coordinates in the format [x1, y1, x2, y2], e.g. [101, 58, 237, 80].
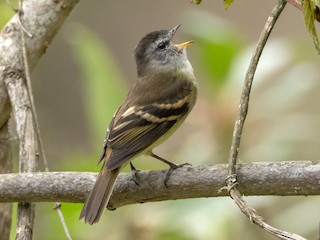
[150, 152, 191, 187]
[130, 162, 140, 186]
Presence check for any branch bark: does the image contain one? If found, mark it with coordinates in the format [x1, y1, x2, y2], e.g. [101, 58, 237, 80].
[0, 123, 12, 240]
[0, 0, 79, 239]
[5, 69, 39, 240]
[0, 1, 79, 120]
[225, 1, 307, 239]
[286, 0, 301, 10]
[0, 161, 319, 209]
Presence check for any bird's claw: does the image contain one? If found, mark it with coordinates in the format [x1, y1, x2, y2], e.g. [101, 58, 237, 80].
[130, 163, 140, 186]
[164, 162, 191, 188]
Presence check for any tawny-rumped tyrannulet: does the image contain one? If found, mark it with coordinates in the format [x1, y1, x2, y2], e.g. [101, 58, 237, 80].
[80, 24, 198, 224]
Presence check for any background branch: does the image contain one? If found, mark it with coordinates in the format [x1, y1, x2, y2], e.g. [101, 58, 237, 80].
[0, 0, 78, 239]
[0, 123, 12, 240]
[286, 0, 302, 10]
[227, 0, 287, 176]
[225, 1, 308, 239]
[0, 161, 319, 208]
[5, 69, 39, 240]
[0, 0, 318, 239]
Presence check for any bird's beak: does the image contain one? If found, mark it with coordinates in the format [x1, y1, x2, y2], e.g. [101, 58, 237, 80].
[168, 24, 181, 38]
[169, 25, 194, 50]
[177, 41, 194, 47]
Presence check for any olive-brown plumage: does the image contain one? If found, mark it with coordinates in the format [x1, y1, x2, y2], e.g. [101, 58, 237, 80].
[79, 25, 197, 224]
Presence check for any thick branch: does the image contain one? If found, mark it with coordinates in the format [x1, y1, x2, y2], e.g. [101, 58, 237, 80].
[0, 0, 79, 125]
[0, 161, 318, 209]
[0, 0, 78, 239]
[6, 70, 39, 240]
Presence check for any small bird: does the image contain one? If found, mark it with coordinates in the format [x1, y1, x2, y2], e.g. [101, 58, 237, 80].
[79, 24, 198, 224]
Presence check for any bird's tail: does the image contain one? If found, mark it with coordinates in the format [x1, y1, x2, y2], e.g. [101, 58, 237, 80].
[79, 166, 120, 224]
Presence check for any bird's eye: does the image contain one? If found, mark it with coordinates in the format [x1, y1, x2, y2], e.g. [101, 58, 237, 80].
[157, 42, 166, 50]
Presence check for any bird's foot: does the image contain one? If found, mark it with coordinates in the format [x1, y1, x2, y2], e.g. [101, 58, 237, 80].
[130, 162, 140, 186]
[164, 162, 191, 187]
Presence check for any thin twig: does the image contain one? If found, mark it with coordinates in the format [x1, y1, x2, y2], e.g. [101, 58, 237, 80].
[54, 203, 72, 240]
[225, 0, 307, 239]
[18, 0, 32, 38]
[227, 0, 286, 175]
[286, 0, 302, 10]
[230, 190, 306, 240]
[1, 0, 78, 236]
[19, 0, 46, 173]
[21, 32, 73, 237]
[18, 0, 71, 239]
[10, 2, 38, 239]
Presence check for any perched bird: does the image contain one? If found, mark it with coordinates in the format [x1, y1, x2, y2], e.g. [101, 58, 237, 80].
[79, 24, 198, 224]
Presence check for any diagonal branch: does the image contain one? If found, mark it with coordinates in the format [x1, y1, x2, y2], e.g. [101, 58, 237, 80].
[227, 0, 287, 176]
[0, 0, 79, 124]
[0, 161, 319, 208]
[286, 0, 302, 10]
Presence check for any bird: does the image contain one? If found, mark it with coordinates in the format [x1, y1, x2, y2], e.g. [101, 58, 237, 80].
[79, 24, 198, 224]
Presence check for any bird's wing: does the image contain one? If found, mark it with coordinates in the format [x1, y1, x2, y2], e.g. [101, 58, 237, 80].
[97, 106, 122, 165]
[104, 95, 191, 170]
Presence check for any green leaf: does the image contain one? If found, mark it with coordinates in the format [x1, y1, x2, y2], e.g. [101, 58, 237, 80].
[198, 39, 240, 91]
[186, 15, 243, 93]
[312, 0, 320, 7]
[302, 0, 320, 54]
[0, 2, 15, 28]
[191, 0, 202, 5]
[69, 26, 127, 142]
[224, 0, 234, 9]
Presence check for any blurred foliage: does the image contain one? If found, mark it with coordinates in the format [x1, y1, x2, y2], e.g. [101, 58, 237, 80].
[2, 5, 320, 240]
[185, 12, 244, 94]
[0, 1, 15, 28]
[303, 0, 320, 54]
[69, 25, 127, 143]
[191, 0, 202, 5]
[224, 0, 234, 9]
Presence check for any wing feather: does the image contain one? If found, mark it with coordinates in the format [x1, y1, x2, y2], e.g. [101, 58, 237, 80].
[98, 106, 122, 165]
[104, 98, 190, 170]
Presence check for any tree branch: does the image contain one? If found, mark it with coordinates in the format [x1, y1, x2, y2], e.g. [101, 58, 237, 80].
[286, 0, 302, 10]
[0, 161, 319, 209]
[0, 0, 78, 238]
[5, 67, 39, 240]
[0, 0, 79, 124]
[227, 0, 287, 176]
[0, 123, 12, 240]
[225, 1, 307, 239]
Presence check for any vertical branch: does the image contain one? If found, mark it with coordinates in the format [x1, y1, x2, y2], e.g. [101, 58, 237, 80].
[18, 1, 72, 237]
[0, 123, 13, 240]
[5, 70, 39, 240]
[0, 0, 78, 238]
[17, 0, 73, 237]
[0, 23, 13, 240]
[227, 0, 287, 175]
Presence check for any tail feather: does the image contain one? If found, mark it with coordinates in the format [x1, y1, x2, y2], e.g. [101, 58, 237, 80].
[79, 167, 120, 224]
